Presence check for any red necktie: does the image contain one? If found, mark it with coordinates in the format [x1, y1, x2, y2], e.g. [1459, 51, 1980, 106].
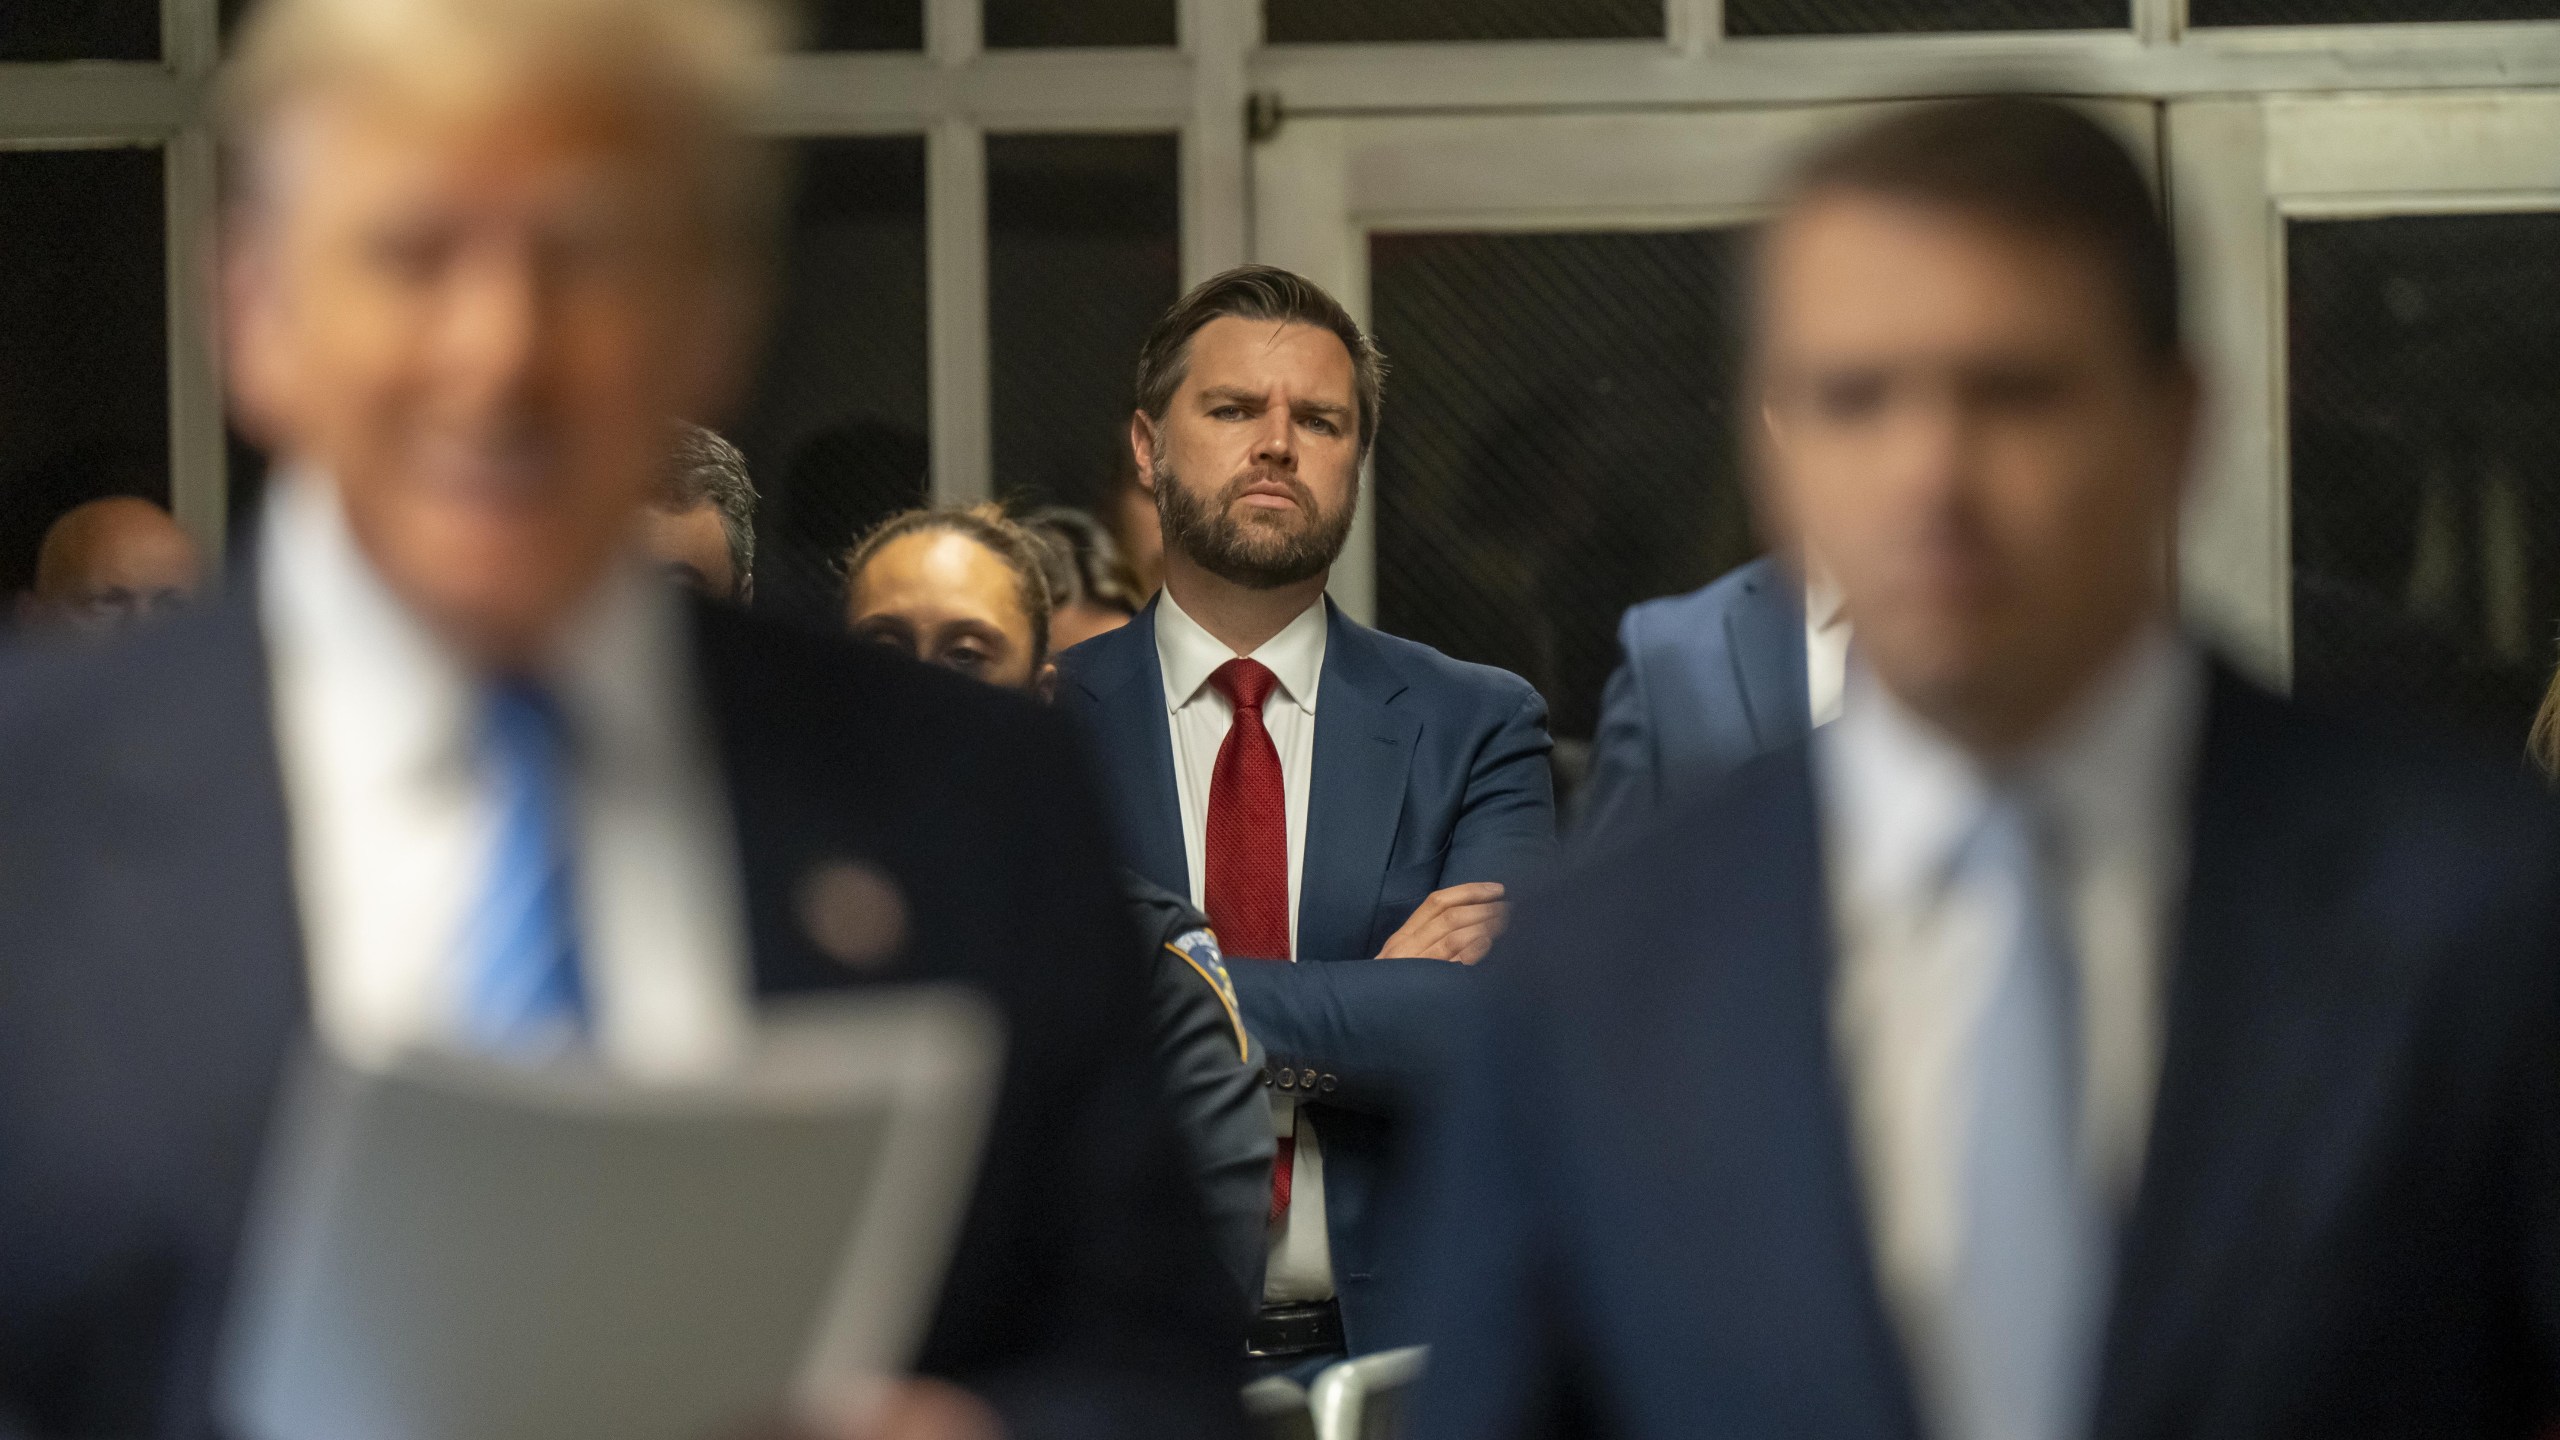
[1203, 658, 1295, 1226]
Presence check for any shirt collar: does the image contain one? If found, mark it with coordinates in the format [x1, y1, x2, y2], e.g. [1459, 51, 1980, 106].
[1806, 572, 1851, 635]
[260, 467, 698, 782]
[1821, 623, 2202, 908]
[1154, 586, 1328, 717]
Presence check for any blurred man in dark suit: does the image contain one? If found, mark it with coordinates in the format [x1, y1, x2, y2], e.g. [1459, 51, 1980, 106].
[1414, 97, 2560, 1440]
[0, 1, 1241, 1437]
[1055, 265, 1558, 1378]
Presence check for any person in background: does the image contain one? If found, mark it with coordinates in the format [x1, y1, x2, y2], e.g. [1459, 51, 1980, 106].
[1024, 505, 1141, 653]
[1055, 265, 1558, 1379]
[844, 503, 1277, 1309]
[1101, 447, 1166, 601]
[15, 496, 203, 636]
[1576, 548, 1847, 842]
[1412, 96, 2560, 1440]
[0, 0, 1245, 1435]
[641, 421, 757, 603]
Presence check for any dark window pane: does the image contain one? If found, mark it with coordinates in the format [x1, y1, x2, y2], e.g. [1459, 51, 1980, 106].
[1371, 229, 1753, 760]
[0, 0, 158, 60]
[2288, 212, 2560, 743]
[222, 0, 252, 41]
[798, 0, 924, 50]
[1266, 0, 1659, 43]
[731, 137, 930, 624]
[1726, 0, 2124, 34]
[988, 0, 1175, 46]
[0, 148, 169, 595]
[2197, 0, 2559, 22]
[988, 134, 1180, 524]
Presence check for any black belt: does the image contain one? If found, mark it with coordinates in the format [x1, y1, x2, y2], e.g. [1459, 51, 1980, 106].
[1247, 1299, 1344, 1359]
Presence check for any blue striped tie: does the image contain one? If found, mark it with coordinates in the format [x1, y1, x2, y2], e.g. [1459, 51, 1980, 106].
[1948, 789, 2108, 1440]
[460, 678, 589, 1055]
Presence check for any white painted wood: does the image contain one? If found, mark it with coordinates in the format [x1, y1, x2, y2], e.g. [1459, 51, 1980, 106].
[926, 118, 991, 506]
[2165, 98, 2286, 684]
[166, 126, 228, 571]
[0, 65, 184, 142]
[1180, 0, 1251, 283]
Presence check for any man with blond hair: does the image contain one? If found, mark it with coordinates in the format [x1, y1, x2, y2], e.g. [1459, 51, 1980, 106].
[0, 1, 1243, 1437]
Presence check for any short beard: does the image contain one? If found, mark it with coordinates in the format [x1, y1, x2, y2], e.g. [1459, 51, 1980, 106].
[1153, 452, 1356, 590]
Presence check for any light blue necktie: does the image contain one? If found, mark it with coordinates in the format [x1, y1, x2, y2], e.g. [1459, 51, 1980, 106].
[459, 678, 589, 1055]
[1947, 790, 2109, 1440]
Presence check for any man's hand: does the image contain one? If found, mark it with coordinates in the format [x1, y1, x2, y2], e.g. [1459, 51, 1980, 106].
[1375, 882, 1507, 964]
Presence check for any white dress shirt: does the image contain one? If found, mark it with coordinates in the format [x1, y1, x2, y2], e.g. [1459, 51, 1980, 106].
[261, 473, 753, 1081]
[1817, 626, 2202, 1437]
[1805, 577, 1853, 729]
[1154, 587, 1336, 1304]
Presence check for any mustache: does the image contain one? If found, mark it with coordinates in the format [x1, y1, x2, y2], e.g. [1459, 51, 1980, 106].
[1217, 466, 1317, 514]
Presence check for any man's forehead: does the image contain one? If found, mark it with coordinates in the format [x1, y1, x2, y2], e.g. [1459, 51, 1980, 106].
[1183, 316, 1354, 388]
[1760, 194, 2118, 352]
[254, 81, 679, 220]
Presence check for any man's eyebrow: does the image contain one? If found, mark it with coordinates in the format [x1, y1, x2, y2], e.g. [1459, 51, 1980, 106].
[1196, 386, 1268, 407]
[1292, 398, 1353, 419]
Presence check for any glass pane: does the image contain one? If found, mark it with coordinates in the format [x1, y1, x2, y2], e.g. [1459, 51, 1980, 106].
[2288, 212, 2560, 743]
[798, 0, 924, 50]
[987, 0, 1176, 46]
[730, 137, 931, 625]
[1265, 0, 1659, 43]
[1725, 0, 2125, 34]
[1370, 229, 1754, 771]
[988, 134, 1180, 524]
[0, 148, 169, 598]
[2195, 0, 2559, 22]
[0, 0, 158, 60]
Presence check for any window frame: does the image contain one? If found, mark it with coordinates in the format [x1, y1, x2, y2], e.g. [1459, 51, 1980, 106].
[7, 0, 2560, 576]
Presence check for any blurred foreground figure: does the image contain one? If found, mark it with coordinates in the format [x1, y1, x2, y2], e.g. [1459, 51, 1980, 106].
[1055, 266, 1558, 1380]
[844, 504, 1277, 1309]
[643, 422, 758, 602]
[16, 496, 202, 636]
[0, 0, 1242, 1437]
[1414, 97, 2560, 1440]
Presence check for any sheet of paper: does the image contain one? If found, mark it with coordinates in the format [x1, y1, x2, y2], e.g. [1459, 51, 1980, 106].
[220, 987, 1002, 1440]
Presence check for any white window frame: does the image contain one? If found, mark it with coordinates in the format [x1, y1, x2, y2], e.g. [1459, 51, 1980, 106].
[6, 0, 2560, 578]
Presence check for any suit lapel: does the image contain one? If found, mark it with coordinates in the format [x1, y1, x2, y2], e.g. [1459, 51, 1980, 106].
[2093, 671, 2413, 1440]
[1299, 604, 1417, 962]
[1062, 601, 1188, 895]
[1727, 560, 1810, 752]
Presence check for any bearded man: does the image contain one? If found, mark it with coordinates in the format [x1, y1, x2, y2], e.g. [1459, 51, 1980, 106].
[1053, 265, 1559, 1381]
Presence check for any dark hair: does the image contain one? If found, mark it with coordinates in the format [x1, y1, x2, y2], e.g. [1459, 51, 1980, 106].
[1132, 264, 1388, 460]
[662, 423, 760, 598]
[842, 503, 1055, 668]
[1785, 96, 2181, 363]
[1022, 506, 1141, 617]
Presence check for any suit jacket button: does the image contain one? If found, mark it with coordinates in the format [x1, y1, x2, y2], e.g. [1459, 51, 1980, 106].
[1277, 1069, 1296, 1089]
[1299, 1068, 1318, 1090]
[1319, 1073, 1337, 1093]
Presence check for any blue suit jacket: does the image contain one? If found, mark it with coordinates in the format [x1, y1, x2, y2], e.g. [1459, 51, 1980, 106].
[1578, 555, 1804, 841]
[1055, 598, 1557, 1352]
[0, 591, 1245, 1440]
[1413, 668, 2560, 1439]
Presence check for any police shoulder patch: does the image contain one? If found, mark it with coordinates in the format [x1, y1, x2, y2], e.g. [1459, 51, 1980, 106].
[1165, 927, 1249, 1062]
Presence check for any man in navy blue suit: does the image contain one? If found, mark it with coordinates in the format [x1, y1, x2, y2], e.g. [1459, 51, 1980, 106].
[1577, 552, 1841, 839]
[0, 1, 1241, 1437]
[1414, 97, 2560, 1440]
[1056, 265, 1557, 1377]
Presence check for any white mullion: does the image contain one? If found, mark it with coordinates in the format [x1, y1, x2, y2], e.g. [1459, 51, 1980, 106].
[1669, 0, 1721, 57]
[166, 0, 228, 570]
[926, 0, 983, 69]
[926, 118, 991, 505]
[1181, 0, 1249, 281]
[2134, 0, 2181, 45]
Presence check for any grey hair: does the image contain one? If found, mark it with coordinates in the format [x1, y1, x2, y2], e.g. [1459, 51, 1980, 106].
[664, 423, 758, 598]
